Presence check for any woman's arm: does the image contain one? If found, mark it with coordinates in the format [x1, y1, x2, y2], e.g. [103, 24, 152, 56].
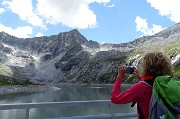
[111, 77, 140, 104]
[111, 66, 143, 104]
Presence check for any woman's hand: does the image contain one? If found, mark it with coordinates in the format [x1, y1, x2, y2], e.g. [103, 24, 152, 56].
[133, 67, 141, 80]
[117, 65, 126, 78]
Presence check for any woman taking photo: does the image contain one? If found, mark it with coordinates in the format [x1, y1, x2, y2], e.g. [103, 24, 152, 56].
[111, 51, 173, 119]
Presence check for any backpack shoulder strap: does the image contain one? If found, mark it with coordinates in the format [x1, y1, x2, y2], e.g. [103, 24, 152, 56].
[143, 80, 154, 87]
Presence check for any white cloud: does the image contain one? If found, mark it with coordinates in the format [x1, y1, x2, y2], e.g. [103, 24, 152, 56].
[104, 3, 115, 8]
[0, 24, 33, 38]
[1, 0, 112, 30]
[147, 0, 180, 23]
[0, 8, 5, 14]
[36, 32, 43, 37]
[36, 0, 111, 29]
[2, 0, 45, 28]
[86, 0, 111, 4]
[135, 16, 165, 36]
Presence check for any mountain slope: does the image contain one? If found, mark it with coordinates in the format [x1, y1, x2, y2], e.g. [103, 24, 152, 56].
[0, 23, 179, 84]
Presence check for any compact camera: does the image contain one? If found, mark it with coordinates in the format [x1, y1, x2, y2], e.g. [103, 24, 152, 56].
[126, 66, 134, 74]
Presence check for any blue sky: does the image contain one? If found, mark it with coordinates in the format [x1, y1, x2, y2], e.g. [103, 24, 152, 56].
[0, 0, 179, 44]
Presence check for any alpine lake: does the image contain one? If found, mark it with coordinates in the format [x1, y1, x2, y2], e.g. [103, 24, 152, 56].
[0, 84, 136, 119]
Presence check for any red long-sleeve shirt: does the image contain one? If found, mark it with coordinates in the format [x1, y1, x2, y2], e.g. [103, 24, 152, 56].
[111, 77, 153, 119]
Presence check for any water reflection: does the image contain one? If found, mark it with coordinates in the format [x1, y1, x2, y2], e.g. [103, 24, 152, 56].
[0, 84, 136, 119]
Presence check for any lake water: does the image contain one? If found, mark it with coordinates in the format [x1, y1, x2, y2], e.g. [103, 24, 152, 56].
[0, 84, 136, 119]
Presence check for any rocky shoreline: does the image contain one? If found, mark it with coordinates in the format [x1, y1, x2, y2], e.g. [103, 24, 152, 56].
[0, 85, 61, 95]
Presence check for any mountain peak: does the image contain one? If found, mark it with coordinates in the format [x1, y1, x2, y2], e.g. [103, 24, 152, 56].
[0, 31, 11, 37]
[69, 29, 79, 33]
[68, 29, 82, 36]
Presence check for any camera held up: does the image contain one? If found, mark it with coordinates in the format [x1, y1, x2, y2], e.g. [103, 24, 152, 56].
[126, 66, 134, 74]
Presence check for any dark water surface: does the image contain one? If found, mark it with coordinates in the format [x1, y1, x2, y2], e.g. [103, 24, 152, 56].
[0, 84, 136, 119]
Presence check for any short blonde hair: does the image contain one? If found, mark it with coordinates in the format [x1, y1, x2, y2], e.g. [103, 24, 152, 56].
[140, 52, 173, 77]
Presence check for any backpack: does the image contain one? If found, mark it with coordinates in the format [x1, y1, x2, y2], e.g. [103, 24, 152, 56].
[149, 75, 180, 119]
[131, 75, 180, 119]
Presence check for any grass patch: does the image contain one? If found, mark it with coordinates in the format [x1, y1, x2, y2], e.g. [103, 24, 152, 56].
[98, 71, 117, 83]
[128, 50, 144, 60]
[164, 42, 180, 55]
[174, 69, 180, 78]
[0, 76, 34, 86]
[0, 79, 33, 85]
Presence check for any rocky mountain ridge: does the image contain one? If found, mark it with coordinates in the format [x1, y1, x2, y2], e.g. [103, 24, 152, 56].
[0, 23, 180, 84]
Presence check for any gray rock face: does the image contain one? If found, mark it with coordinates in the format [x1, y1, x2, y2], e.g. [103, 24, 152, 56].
[0, 24, 180, 84]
